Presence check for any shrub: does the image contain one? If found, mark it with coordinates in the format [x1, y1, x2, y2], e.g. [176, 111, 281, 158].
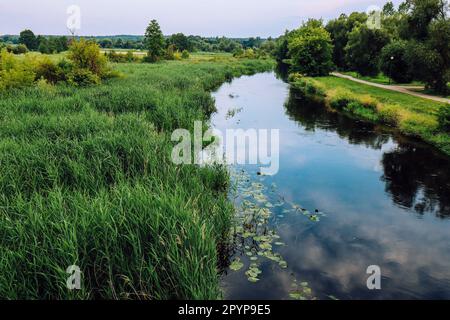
[13, 44, 29, 54]
[173, 51, 182, 60]
[67, 68, 101, 87]
[106, 50, 137, 63]
[438, 104, 450, 132]
[55, 58, 74, 82]
[165, 44, 176, 60]
[33, 57, 60, 83]
[181, 50, 190, 59]
[327, 88, 356, 110]
[377, 104, 401, 125]
[68, 39, 108, 78]
[0, 49, 35, 90]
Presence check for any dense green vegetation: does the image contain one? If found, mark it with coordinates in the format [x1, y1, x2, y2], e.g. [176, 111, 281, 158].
[0, 54, 273, 299]
[274, 0, 450, 95]
[1, 32, 273, 56]
[290, 74, 450, 155]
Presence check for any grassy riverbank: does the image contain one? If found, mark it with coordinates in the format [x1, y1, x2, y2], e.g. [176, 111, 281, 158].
[0, 54, 274, 299]
[290, 74, 450, 155]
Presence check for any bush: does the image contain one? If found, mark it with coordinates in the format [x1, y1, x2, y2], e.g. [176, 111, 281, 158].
[68, 39, 108, 78]
[377, 104, 401, 125]
[33, 57, 60, 84]
[106, 50, 137, 63]
[67, 68, 101, 87]
[0, 49, 35, 90]
[181, 50, 190, 59]
[438, 104, 450, 132]
[173, 51, 182, 60]
[289, 73, 326, 98]
[165, 44, 176, 60]
[55, 58, 74, 82]
[13, 44, 29, 55]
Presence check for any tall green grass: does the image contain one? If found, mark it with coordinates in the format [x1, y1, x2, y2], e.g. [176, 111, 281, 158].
[0, 56, 274, 299]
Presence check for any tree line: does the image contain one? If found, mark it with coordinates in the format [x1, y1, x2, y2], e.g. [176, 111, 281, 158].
[0, 29, 69, 54]
[273, 0, 450, 94]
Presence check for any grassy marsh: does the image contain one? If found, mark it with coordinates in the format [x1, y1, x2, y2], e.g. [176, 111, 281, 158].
[0, 54, 274, 299]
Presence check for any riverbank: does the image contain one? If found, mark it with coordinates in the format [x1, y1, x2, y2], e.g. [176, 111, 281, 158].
[289, 74, 450, 156]
[0, 55, 274, 299]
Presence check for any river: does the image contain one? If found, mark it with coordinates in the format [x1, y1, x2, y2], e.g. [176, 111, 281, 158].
[212, 71, 450, 300]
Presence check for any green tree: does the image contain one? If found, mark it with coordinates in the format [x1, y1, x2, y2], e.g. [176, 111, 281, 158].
[144, 20, 165, 62]
[288, 19, 334, 76]
[400, 0, 450, 93]
[326, 12, 367, 69]
[273, 31, 291, 62]
[18, 29, 38, 51]
[400, 0, 447, 40]
[67, 39, 108, 77]
[168, 33, 191, 51]
[383, 1, 396, 16]
[345, 24, 390, 76]
[380, 40, 413, 83]
[38, 37, 51, 54]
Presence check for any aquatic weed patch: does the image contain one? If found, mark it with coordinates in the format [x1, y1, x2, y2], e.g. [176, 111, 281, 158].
[225, 167, 324, 299]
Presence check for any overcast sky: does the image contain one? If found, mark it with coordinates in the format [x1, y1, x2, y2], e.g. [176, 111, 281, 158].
[0, 0, 403, 37]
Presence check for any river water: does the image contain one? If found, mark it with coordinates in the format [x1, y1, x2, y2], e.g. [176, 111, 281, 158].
[212, 71, 450, 300]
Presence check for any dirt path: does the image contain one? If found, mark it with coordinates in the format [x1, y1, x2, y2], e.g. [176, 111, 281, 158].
[332, 72, 450, 105]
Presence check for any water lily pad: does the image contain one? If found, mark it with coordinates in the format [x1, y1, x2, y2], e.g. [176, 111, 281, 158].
[289, 292, 305, 300]
[259, 242, 272, 250]
[229, 259, 244, 271]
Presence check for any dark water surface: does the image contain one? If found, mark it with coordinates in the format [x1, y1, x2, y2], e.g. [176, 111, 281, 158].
[213, 72, 450, 300]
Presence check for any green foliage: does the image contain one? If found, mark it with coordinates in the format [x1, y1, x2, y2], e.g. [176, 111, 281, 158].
[67, 68, 101, 87]
[299, 76, 450, 154]
[165, 44, 176, 60]
[33, 56, 61, 84]
[380, 40, 413, 83]
[168, 33, 192, 51]
[181, 50, 190, 59]
[326, 12, 367, 69]
[144, 20, 165, 63]
[0, 55, 273, 299]
[67, 39, 108, 78]
[288, 19, 334, 76]
[438, 104, 450, 132]
[273, 32, 290, 62]
[0, 49, 35, 90]
[8, 44, 28, 55]
[18, 29, 38, 51]
[345, 24, 390, 76]
[233, 48, 256, 59]
[288, 73, 326, 99]
[106, 50, 139, 63]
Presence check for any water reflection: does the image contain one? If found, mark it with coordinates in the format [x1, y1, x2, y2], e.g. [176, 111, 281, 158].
[215, 72, 450, 300]
[284, 89, 450, 219]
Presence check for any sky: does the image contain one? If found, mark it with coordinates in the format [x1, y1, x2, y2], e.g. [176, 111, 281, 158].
[0, 0, 403, 37]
